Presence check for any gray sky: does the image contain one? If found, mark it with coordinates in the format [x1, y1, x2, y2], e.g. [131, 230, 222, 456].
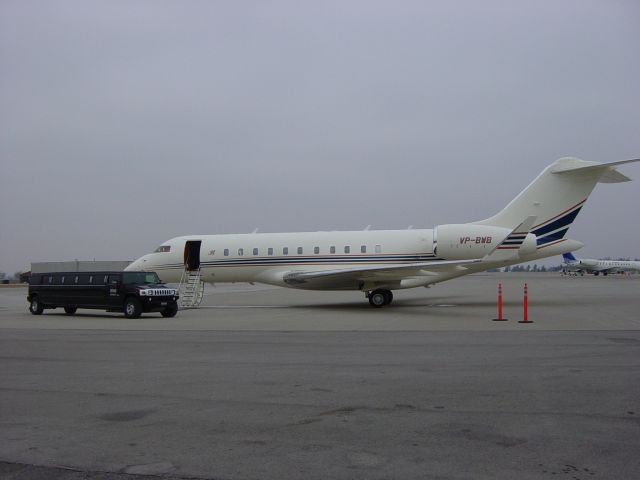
[1, 0, 639, 274]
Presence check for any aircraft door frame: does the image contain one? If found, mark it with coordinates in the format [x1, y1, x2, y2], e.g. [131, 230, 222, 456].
[184, 240, 202, 271]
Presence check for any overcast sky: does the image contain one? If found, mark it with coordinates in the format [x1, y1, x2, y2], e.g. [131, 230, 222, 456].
[1, 0, 639, 273]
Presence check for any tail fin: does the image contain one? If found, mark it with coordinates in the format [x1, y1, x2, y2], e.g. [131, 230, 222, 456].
[562, 252, 577, 263]
[474, 157, 639, 247]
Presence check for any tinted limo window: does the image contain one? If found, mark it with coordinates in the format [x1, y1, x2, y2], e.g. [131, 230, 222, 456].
[122, 272, 161, 285]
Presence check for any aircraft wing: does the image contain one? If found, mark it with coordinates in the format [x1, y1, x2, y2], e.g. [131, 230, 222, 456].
[283, 259, 482, 287]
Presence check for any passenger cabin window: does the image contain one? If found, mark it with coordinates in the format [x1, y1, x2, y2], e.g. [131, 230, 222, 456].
[375, 244, 382, 253]
[253, 248, 259, 256]
[238, 248, 244, 256]
[361, 245, 367, 253]
[283, 247, 289, 255]
[344, 246, 351, 254]
[154, 245, 171, 253]
[268, 248, 274, 256]
[314, 246, 320, 254]
[224, 249, 229, 256]
[330, 246, 336, 254]
[297, 247, 303, 254]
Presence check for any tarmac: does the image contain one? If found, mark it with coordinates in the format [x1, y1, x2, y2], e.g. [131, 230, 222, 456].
[1, 273, 639, 479]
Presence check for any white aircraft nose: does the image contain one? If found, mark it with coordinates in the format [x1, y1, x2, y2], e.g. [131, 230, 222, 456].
[125, 256, 148, 271]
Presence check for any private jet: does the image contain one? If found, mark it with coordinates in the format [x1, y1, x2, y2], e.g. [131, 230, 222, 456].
[561, 252, 640, 276]
[127, 157, 639, 307]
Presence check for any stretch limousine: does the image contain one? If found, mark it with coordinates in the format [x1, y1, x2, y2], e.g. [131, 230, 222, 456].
[27, 271, 179, 318]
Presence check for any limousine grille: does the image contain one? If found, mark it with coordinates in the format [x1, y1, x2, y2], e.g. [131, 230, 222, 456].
[140, 288, 177, 297]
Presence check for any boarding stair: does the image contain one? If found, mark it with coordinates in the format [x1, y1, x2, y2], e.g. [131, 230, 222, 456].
[178, 268, 204, 309]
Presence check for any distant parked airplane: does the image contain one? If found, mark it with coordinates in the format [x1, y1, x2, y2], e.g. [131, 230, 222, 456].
[561, 252, 640, 276]
[127, 157, 639, 307]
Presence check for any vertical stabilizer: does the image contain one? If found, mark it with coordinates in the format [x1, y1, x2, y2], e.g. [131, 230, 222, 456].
[474, 157, 639, 247]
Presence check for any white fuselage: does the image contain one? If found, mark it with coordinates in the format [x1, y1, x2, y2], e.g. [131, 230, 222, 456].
[563, 258, 640, 274]
[125, 157, 639, 303]
[128, 228, 577, 290]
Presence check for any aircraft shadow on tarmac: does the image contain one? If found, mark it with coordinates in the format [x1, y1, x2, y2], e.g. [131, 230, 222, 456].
[263, 295, 614, 311]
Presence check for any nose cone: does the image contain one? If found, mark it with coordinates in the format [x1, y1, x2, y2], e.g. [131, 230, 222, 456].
[125, 255, 149, 271]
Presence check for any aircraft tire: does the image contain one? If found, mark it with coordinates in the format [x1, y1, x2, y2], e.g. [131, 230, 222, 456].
[368, 289, 392, 308]
[124, 297, 142, 319]
[385, 290, 394, 305]
[29, 297, 44, 315]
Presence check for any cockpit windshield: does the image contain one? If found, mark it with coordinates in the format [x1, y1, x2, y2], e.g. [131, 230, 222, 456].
[122, 272, 162, 285]
[154, 245, 171, 253]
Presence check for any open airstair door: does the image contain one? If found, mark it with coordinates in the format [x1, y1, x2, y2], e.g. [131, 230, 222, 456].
[184, 240, 201, 271]
[180, 240, 204, 309]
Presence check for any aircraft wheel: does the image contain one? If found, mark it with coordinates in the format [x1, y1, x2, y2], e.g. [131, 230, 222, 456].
[29, 297, 44, 315]
[124, 297, 142, 319]
[368, 289, 392, 308]
[594, 272, 599, 276]
[603, 272, 608, 276]
[64, 306, 77, 315]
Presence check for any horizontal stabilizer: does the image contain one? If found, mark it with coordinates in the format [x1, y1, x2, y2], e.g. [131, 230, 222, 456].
[550, 158, 640, 183]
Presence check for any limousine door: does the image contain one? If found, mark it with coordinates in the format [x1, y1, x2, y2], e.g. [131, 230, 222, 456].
[107, 274, 123, 309]
[89, 274, 109, 307]
[66, 274, 104, 307]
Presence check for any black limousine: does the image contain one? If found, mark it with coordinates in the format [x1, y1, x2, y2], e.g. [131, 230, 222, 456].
[27, 271, 179, 318]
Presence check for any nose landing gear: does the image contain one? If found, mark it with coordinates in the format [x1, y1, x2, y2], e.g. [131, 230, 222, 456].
[367, 289, 393, 308]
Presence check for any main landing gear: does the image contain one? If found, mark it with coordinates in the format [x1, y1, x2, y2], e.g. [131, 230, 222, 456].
[367, 289, 393, 308]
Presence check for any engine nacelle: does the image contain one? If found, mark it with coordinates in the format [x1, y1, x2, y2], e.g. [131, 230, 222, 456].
[434, 224, 537, 260]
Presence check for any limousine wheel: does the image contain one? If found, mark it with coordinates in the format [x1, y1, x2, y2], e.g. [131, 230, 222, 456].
[124, 297, 142, 319]
[161, 301, 178, 318]
[64, 306, 77, 315]
[29, 297, 44, 315]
